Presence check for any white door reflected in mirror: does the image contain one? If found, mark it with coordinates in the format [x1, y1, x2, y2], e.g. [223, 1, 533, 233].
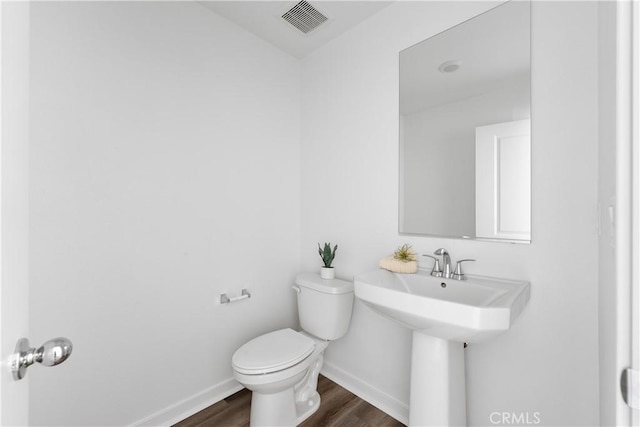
[475, 119, 531, 241]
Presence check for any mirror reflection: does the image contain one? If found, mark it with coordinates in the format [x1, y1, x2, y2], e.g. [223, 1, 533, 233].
[399, 1, 531, 243]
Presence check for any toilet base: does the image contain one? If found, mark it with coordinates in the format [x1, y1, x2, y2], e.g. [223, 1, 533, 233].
[295, 391, 321, 424]
[249, 387, 321, 427]
[249, 386, 296, 427]
[237, 332, 329, 426]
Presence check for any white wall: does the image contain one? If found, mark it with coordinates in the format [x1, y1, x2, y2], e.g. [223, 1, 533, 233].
[301, 2, 600, 426]
[28, 2, 300, 425]
[402, 76, 530, 237]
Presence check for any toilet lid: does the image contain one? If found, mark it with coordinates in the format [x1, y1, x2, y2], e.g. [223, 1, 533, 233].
[232, 328, 315, 375]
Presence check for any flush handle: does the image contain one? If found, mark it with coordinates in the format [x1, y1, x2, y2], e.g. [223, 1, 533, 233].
[11, 337, 73, 381]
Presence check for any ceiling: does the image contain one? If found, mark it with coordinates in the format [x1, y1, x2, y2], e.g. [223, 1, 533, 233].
[198, 1, 393, 59]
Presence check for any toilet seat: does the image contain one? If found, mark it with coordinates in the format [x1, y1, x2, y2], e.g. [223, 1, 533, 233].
[232, 328, 315, 375]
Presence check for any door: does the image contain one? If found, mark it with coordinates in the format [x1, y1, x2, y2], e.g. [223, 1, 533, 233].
[475, 119, 531, 241]
[630, 1, 640, 425]
[0, 1, 30, 424]
[617, 0, 639, 425]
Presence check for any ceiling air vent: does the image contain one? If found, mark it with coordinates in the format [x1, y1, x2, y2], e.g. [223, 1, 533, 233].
[281, 0, 328, 35]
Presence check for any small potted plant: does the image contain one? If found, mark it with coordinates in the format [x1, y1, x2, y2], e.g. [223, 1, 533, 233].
[318, 242, 338, 279]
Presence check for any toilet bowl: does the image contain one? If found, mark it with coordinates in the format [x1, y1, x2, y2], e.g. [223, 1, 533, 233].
[232, 329, 328, 426]
[232, 274, 354, 426]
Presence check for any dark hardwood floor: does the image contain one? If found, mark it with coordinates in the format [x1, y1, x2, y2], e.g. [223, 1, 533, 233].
[173, 375, 405, 427]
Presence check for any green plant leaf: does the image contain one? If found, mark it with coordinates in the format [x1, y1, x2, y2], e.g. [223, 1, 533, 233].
[393, 244, 416, 263]
[318, 242, 338, 268]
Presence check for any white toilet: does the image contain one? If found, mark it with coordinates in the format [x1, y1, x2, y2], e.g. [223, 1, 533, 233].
[232, 273, 354, 426]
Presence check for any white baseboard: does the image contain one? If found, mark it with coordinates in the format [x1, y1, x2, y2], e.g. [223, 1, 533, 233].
[130, 363, 407, 426]
[130, 377, 244, 427]
[320, 361, 409, 425]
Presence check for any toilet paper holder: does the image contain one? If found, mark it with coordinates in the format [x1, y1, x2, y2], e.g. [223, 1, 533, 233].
[220, 288, 251, 304]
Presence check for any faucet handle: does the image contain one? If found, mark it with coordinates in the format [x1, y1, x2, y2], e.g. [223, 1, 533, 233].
[422, 254, 443, 277]
[453, 259, 476, 280]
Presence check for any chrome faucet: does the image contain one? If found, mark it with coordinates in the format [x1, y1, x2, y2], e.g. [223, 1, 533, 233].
[434, 248, 452, 278]
[424, 249, 476, 280]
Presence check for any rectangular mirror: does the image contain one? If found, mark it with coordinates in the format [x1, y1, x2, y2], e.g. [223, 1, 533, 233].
[399, 1, 531, 243]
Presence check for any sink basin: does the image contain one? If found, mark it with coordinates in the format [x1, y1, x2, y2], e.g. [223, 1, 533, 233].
[354, 269, 530, 342]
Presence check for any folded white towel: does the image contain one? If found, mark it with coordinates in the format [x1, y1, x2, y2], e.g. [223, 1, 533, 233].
[379, 256, 417, 274]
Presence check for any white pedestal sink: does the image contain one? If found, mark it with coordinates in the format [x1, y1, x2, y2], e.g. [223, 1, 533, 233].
[354, 269, 530, 427]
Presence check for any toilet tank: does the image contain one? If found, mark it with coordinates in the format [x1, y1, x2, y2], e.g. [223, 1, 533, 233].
[295, 273, 354, 340]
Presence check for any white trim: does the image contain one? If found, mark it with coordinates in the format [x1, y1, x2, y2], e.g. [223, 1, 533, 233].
[129, 377, 243, 427]
[320, 360, 409, 425]
[631, 0, 640, 425]
[0, 3, 30, 425]
[618, 0, 634, 426]
[0, 4, 4, 423]
[131, 363, 409, 427]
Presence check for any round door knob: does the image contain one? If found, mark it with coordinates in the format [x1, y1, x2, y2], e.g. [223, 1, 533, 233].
[12, 337, 73, 380]
[36, 338, 73, 367]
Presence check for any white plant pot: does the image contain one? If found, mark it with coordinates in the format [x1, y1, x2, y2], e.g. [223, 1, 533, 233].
[320, 267, 335, 280]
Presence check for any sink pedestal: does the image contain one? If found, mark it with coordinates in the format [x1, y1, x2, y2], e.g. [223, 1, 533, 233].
[410, 332, 466, 426]
[354, 269, 530, 426]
